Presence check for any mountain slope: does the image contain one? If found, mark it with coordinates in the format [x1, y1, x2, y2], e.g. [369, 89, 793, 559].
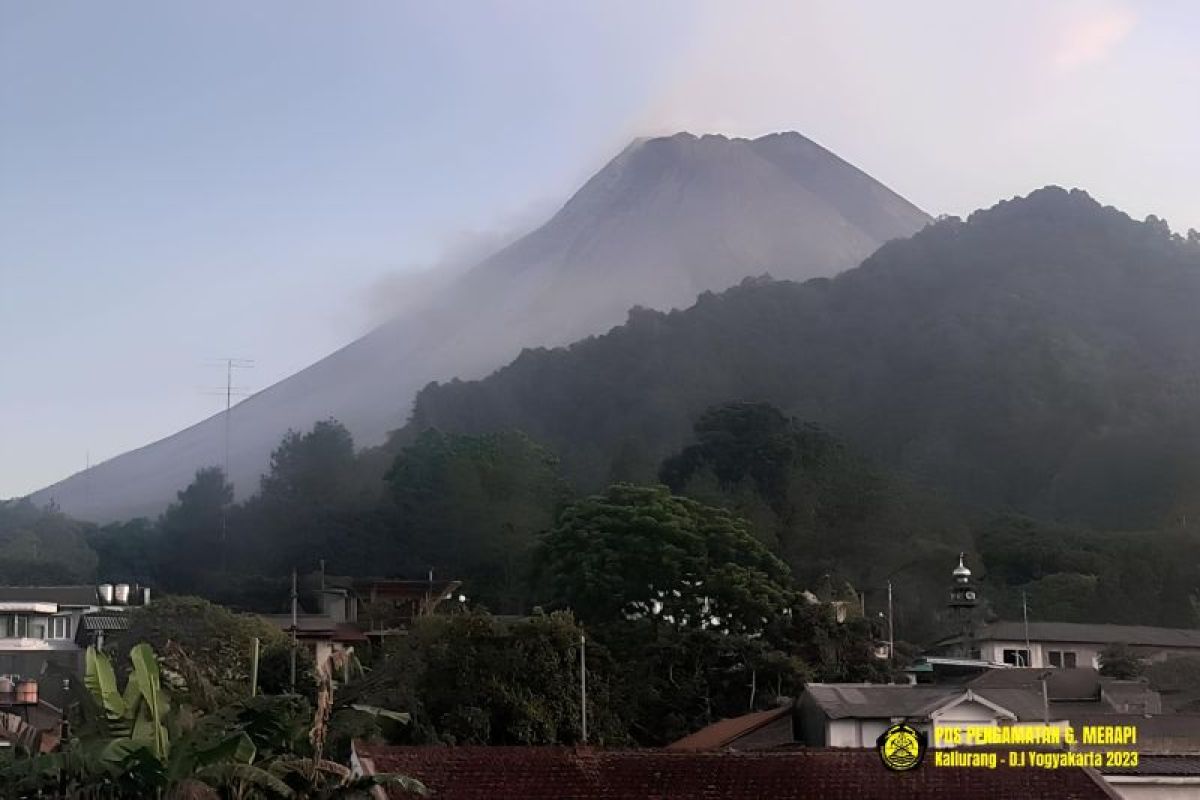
[29, 132, 929, 522]
[408, 188, 1200, 529]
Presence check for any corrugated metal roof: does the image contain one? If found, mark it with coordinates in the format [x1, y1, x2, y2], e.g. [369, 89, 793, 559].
[946, 621, 1200, 649]
[78, 615, 131, 632]
[970, 667, 1101, 700]
[0, 586, 102, 606]
[804, 683, 1070, 722]
[803, 684, 958, 719]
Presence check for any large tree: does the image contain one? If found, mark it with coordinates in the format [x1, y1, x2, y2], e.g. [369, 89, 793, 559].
[157, 467, 233, 590]
[240, 419, 378, 575]
[536, 483, 792, 634]
[661, 403, 966, 643]
[386, 429, 571, 612]
[0, 499, 97, 584]
[347, 610, 625, 746]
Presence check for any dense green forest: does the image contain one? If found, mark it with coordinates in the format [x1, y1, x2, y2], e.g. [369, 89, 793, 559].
[409, 187, 1200, 531]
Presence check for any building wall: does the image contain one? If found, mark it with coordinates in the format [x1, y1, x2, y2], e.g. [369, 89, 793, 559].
[978, 639, 1103, 669]
[1106, 778, 1200, 799]
[826, 719, 902, 748]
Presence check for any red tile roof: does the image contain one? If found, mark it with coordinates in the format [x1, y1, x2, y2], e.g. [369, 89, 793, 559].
[355, 745, 1118, 799]
[667, 705, 792, 751]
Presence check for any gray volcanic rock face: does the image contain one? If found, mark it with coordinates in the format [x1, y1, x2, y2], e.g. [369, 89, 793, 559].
[29, 132, 929, 522]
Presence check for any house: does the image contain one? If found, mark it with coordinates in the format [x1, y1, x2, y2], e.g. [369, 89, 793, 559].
[797, 682, 1062, 749]
[0, 583, 147, 747]
[260, 574, 462, 671]
[351, 744, 1118, 799]
[666, 704, 794, 751]
[929, 555, 1200, 670]
[968, 667, 1163, 715]
[0, 583, 149, 707]
[258, 613, 369, 670]
[664, 668, 1162, 753]
[932, 621, 1200, 670]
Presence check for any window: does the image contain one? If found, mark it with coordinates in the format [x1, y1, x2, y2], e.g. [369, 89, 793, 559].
[1048, 650, 1078, 668]
[50, 617, 71, 640]
[3, 616, 29, 638]
[1002, 648, 1031, 666]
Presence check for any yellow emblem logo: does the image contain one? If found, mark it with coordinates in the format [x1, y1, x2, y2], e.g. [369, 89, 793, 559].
[877, 722, 926, 772]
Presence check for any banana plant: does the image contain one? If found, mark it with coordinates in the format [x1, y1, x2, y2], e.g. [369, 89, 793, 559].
[77, 644, 292, 797]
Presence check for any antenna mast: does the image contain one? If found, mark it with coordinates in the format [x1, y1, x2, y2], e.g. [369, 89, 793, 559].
[202, 357, 254, 570]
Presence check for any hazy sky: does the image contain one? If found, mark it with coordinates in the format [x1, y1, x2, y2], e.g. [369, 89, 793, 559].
[3, 0, 1198, 499]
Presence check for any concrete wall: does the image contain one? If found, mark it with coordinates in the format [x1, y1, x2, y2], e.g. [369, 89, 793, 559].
[978, 639, 1102, 669]
[1106, 777, 1200, 799]
[826, 719, 907, 748]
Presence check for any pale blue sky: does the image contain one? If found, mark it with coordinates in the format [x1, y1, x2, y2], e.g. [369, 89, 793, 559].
[3, 1, 1198, 498]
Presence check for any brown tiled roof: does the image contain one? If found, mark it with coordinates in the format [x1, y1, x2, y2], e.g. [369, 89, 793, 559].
[667, 704, 792, 751]
[1102, 755, 1200, 775]
[355, 745, 1117, 799]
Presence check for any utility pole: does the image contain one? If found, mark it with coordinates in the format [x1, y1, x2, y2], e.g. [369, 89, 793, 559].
[580, 633, 588, 745]
[290, 568, 298, 693]
[250, 637, 260, 698]
[887, 580, 895, 669]
[1023, 591, 1033, 667]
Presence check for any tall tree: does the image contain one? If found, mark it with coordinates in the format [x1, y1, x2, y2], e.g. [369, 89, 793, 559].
[241, 419, 375, 575]
[386, 430, 571, 612]
[536, 483, 792, 634]
[0, 499, 98, 584]
[157, 467, 233, 591]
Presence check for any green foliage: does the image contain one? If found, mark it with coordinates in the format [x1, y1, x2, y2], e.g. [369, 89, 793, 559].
[157, 466, 234, 590]
[88, 517, 160, 584]
[1099, 642, 1146, 680]
[117, 595, 295, 705]
[978, 515, 1200, 627]
[349, 610, 625, 746]
[3, 646, 422, 799]
[0, 498, 98, 584]
[660, 402, 966, 642]
[537, 483, 791, 633]
[240, 420, 381, 573]
[385, 429, 572, 612]
[408, 189, 1200, 532]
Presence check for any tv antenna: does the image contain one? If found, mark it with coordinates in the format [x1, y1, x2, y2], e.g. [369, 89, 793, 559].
[201, 357, 255, 570]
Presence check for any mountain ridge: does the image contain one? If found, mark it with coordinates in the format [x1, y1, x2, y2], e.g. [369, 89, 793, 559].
[28, 131, 931, 522]
[407, 186, 1200, 529]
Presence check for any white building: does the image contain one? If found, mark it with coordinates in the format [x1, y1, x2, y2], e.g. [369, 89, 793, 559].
[0, 583, 149, 707]
[934, 620, 1200, 670]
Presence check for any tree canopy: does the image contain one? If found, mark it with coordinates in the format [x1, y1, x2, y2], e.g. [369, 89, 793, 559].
[537, 483, 792, 633]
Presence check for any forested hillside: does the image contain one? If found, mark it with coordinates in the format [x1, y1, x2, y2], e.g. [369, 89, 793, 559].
[13, 187, 1200, 639]
[409, 187, 1200, 531]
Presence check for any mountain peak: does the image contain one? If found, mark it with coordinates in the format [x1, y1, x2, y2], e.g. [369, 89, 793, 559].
[30, 132, 931, 522]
